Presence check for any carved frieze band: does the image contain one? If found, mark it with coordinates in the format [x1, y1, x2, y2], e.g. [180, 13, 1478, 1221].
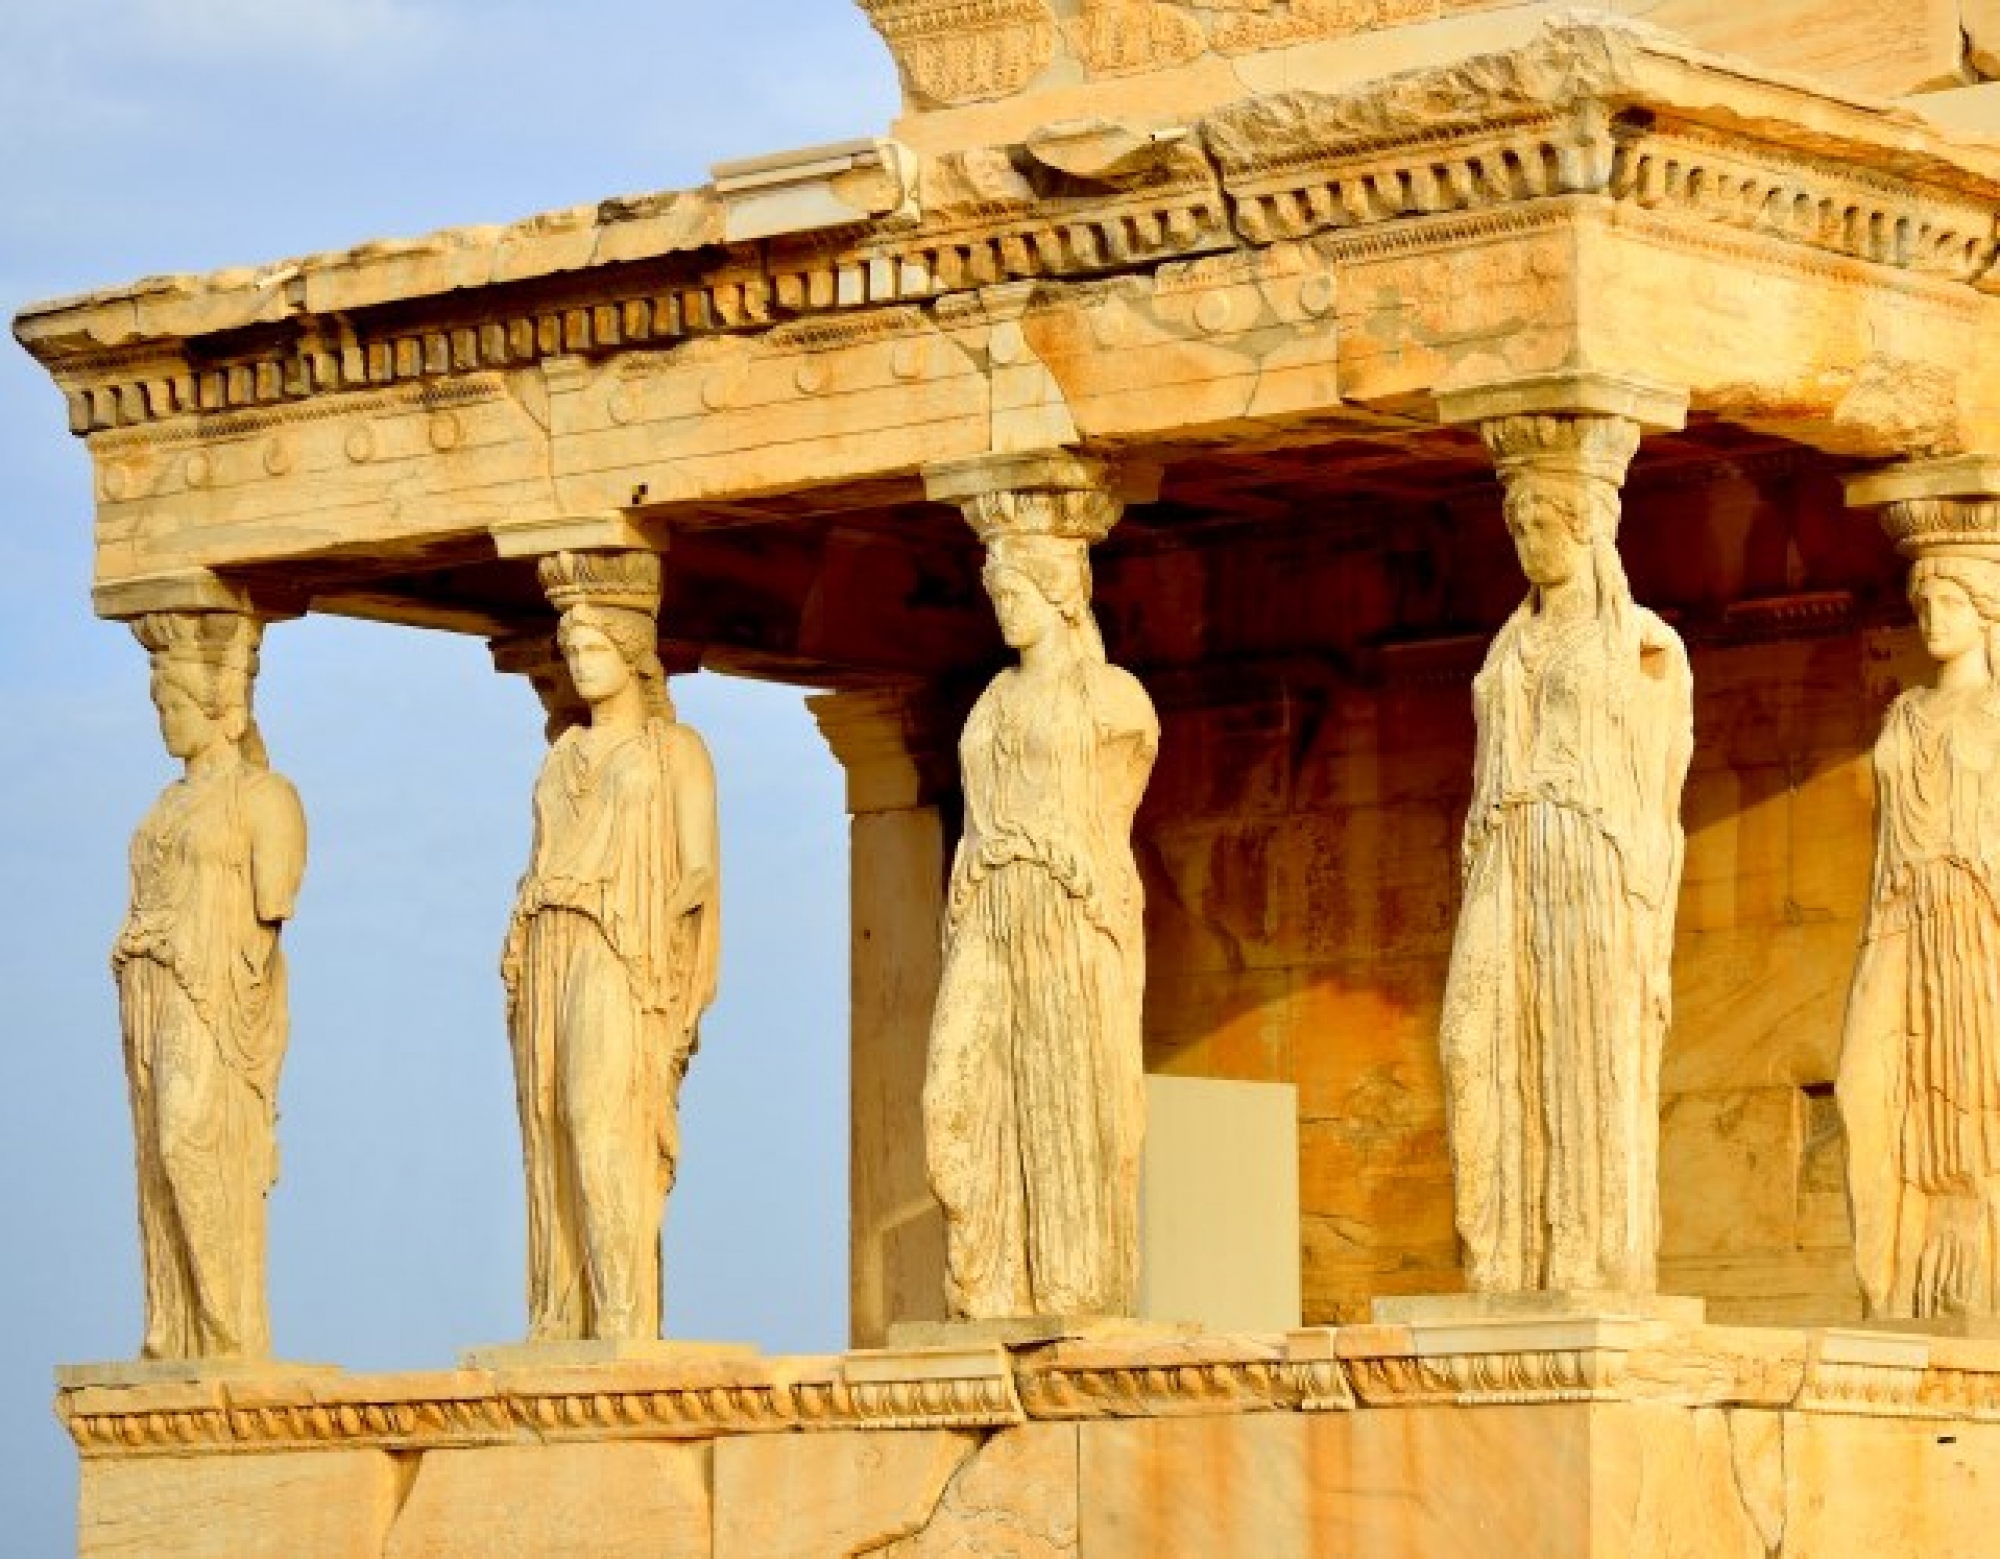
[1013, 1350, 1356, 1418]
[59, 1326, 2000, 1455]
[62, 1356, 1027, 1458]
[1223, 109, 1997, 287]
[61, 171, 1232, 438]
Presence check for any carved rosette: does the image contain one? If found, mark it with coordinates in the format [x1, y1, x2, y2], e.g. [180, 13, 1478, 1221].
[1064, 0, 1207, 78]
[857, 0, 1058, 108]
[1211, 0, 1375, 54]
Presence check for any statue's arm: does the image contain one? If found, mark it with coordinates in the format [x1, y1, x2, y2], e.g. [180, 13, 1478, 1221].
[246, 772, 308, 926]
[666, 727, 720, 918]
[1631, 618, 1693, 920]
[1652, 625, 1695, 820]
[1094, 665, 1160, 819]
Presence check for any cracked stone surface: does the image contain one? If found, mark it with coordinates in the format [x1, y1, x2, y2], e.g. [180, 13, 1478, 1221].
[884, 1424, 1080, 1557]
[381, 1442, 710, 1559]
[713, 1428, 978, 1559]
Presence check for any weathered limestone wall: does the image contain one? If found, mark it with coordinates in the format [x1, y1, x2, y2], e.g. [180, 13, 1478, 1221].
[1121, 457, 1899, 1324]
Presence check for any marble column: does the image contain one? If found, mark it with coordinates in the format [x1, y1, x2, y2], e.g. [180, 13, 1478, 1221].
[917, 450, 1161, 1323]
[1425, 373, 1694, 1309]
[810, 686, 963, 1346]
[488, 525, 721, 1344]
[1840, 457, 2000, 1327]
[104, 572, 308, 1362]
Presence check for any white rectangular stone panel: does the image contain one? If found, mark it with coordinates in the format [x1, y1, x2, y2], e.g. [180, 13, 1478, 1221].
[1140, 1075, 1301, 1331]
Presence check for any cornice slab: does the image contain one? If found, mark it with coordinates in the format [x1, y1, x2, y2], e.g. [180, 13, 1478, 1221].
[1844, 452, 2000, 508]
[489, 512, 672, 559]
[90, 568, 308, 624]
[1434, 369, 1687, 429]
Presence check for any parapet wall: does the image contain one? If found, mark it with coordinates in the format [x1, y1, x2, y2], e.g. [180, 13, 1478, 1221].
[63, 1321, 2000, 1557]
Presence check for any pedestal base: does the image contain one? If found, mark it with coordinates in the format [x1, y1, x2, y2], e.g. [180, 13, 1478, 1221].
[55, 1358, 340, 1389]
[1844, 1313, 2000, 1341]
[887, 1314, 1202, 1349]
[1370, 1290, 1706, 1325]
[60, 1321, 2000, 1557]
[458, 1338, 758, 1370]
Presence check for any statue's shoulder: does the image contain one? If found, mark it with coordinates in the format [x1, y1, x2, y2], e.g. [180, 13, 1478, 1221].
[240, 765, 303, 815]
[1632, 604, 1686, 653]
[238, 766, 307, 849]
[1632, 605, 1690, 685]
[1089, 662, 1158, 736]
[657, 718, 716, 773]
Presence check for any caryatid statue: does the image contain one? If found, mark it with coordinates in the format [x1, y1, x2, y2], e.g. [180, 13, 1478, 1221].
[1841, 493, 2000, 1321]
[114, 609, 307, 1360]
[1439, 411, 1693, 1295]
[501, 548, 720, 1342]
[921, 455, 1160, 1320]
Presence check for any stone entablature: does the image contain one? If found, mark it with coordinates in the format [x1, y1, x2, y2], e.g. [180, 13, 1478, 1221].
[18, 18, 2000, 627]
[27, 20, 2000, 435]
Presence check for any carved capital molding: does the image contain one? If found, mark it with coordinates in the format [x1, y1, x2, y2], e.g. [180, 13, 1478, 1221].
[535, 548, 662, 616]
[1878, 497, 2000, 560]
[924, 450, 1160, 544]
[1846, 456, 2000, 561]
[1478, 412, 1643, 490]
[1438, 372, 1685, 507]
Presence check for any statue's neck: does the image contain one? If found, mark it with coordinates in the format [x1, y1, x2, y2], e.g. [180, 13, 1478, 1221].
[183, 745, 241, 781]
[1935, 647, 1991, 695]
[1535, 574, 1597, 627]
[587, 682, 652, 734]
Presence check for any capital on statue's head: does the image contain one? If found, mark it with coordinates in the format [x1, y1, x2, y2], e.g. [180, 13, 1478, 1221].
[537, 549, 663, 617]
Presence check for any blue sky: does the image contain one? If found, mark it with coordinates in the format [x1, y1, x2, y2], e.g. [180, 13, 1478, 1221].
[0, 2, 900, 1546]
